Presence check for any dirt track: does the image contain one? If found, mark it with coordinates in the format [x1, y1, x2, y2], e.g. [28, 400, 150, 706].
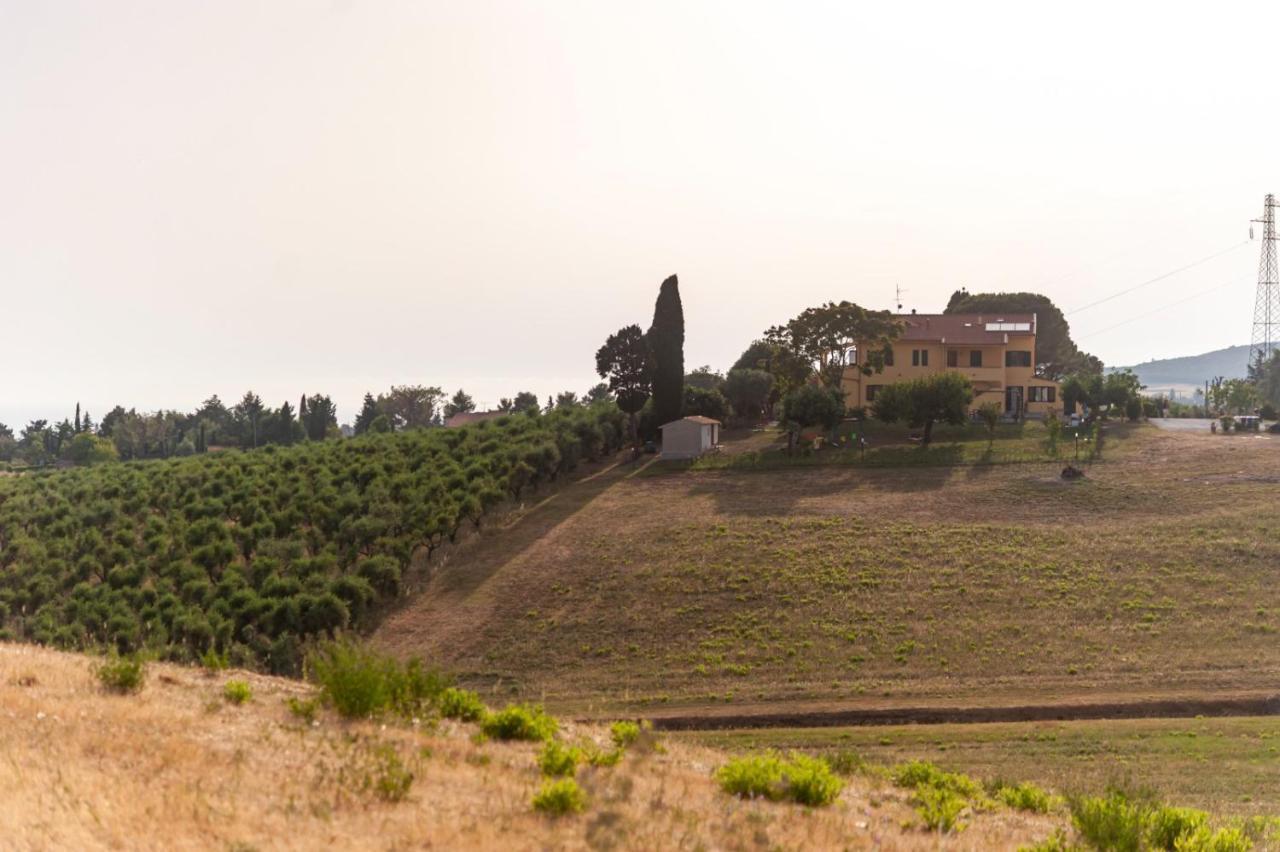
[644, 693, 1280, 731]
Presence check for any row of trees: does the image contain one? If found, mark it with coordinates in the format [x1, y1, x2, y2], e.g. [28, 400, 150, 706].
[0, 403, 632, 671]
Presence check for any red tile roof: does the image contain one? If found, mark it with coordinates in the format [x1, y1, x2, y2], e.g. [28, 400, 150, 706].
[893, 313, 1037, 345]
[444, 410, 505, 428]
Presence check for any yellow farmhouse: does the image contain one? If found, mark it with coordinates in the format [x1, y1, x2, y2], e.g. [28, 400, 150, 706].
[840, 313, 1064, 419]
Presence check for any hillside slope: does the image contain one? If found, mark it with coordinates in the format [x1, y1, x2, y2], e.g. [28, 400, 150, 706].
[0, 643, 1057, 850]
[375, 425, 1280, 715]
[1115, 343, 1250, 386]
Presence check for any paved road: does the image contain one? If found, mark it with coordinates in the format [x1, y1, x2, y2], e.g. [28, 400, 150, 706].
[1149, 417, 1277, 437]
[1148, 418, 1217, 433]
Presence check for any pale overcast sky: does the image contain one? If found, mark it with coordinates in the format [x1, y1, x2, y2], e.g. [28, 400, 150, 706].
[3, 1, 1278, 427]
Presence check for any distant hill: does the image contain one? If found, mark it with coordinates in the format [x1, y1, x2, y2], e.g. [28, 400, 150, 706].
[1114, 344, 1251, 388]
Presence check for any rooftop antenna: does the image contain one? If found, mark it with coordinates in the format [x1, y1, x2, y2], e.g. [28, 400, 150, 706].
[1250, 194, 1280, 376]
[895, 284, 907, 312]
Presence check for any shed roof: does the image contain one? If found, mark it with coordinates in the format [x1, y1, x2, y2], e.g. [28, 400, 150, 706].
[660, 416, 721, 429]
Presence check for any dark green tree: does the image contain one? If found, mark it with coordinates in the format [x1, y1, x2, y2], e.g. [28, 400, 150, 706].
[683, 386, 730, 420]
[646, 274, 685, 428]
[302, 394, 337, 440]
[444, 389, 476, 419]
[944, 290, 1101, 379]
[723, 368, 774, 422]
[765, 301, 901, 388]
[511, 391, 540, 413]
[872, 372, 975, 446]
[595, 324, 653, 445]
[353, 393, 381, 435]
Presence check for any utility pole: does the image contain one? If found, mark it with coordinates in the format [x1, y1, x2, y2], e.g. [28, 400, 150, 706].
[1250, 194, 1280, 375]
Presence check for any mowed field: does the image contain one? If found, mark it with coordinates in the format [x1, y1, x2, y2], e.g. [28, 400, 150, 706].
[375, 423, 1280, 716]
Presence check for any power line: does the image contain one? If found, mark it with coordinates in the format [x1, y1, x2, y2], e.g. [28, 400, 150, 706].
[1066, 241, 1250, 316]
[1075, 279, 1246, 340]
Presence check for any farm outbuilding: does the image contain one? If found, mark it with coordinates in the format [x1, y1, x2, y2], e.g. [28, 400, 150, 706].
[659, 416, 721, 460]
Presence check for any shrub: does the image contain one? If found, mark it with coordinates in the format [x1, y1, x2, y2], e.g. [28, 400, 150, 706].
[532, 778, 586, 816]
[781, 753, 844, 806]
[716, 753, 786, 800]
[823, 750, 867, 776]
[1173, 825, 1252, 852]
[1071, 791, 1148, 852]
[993, 780, 1057, 814]
[480, 704, 558, 742]
[1148, 805, 1209, 849]
[893, 760, 981, 798]
[95, 655, 146, 694]
[916, 785, 967, 833]
[307, 641, 445, 720]
[609, 720, 643, 749]
[223, 679, 252, 704]
[200, 647, 229, 672]
[439, 687, 486, 722]
[715, 752, 843, 806]
[1019, 828, 1073, 851]
[537, 740, 581, 777]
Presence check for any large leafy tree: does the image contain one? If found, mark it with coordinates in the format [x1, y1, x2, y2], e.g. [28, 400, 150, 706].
[647, 274, 685, 427]
[723, 368, 774, 423]
[945, 290, 1101, 379]
[780, 385, 846, 453]
[234, 391, 265, 448]
[872, 372, 975, 446]
[765, 301, 901, 388]
[595, 324, 653, 444]
[379, 385, 444, 430]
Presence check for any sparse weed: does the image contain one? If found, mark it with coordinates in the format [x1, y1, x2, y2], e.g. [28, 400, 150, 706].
[95, 654, 146, 694]
[200, 647, 229, 672]
[1018, 827, 1075, 851]
[532, 778, 587, 816]
[287, 695, 321, 723]
[893, 760, 981, 798]
[223, 679, 252, 704]
[480, 704, 558, 742]
[367, 744, 414, 802]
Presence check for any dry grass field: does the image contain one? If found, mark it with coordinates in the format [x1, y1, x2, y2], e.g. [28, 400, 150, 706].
[375, 423, 1280, 718]
[0, 643, 1064, 851]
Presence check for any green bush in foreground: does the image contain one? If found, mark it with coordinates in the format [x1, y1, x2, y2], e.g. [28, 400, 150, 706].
[715, 752, 843, 806]
[609, 720, 643, 749]
[893, 760, 982, 798]
[307, 641, 445, 719]
[532, 778, 586, 816]
[1068, 791, 1250, 852]
[95, 655, 146, 694]
[916, 786, 967, 833]
[480, 704, 558, 742]
[439, 687, 486, 722]
[223, 679, 252, 704]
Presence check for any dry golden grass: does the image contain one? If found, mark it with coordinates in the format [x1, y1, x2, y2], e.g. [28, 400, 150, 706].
[0, 642, 1062, 851]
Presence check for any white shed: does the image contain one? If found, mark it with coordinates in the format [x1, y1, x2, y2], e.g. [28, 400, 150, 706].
[659, 416, 721, 459]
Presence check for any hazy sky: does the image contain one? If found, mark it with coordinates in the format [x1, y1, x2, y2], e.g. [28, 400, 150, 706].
[4, 1, 1279, 427]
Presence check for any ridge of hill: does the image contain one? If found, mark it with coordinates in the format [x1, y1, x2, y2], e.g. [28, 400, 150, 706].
[1114, 343, 1250, 387]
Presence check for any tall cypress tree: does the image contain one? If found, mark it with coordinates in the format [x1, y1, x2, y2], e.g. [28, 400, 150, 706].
[647, 274, 685, 428]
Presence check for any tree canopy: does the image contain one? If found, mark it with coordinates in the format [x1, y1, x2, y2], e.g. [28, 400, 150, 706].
[765, 301, 901, 388]
[944, 290, 1101, 379]
[595, 324, 653, 441]
[647, 275, 685, 428]
[872, 372, 974, 446]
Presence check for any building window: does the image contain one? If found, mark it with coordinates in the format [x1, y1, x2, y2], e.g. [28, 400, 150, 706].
[1005, 350, 1032, 368]
[970, 350, 982, 367]
[883, 347, 894, 366]
[946, 350, 958, 367]
[1028, 386, 1057, 403]
[912, 349, 929, 367]
[985, 321, 1032, 332]
[866, 385, 882, 402]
